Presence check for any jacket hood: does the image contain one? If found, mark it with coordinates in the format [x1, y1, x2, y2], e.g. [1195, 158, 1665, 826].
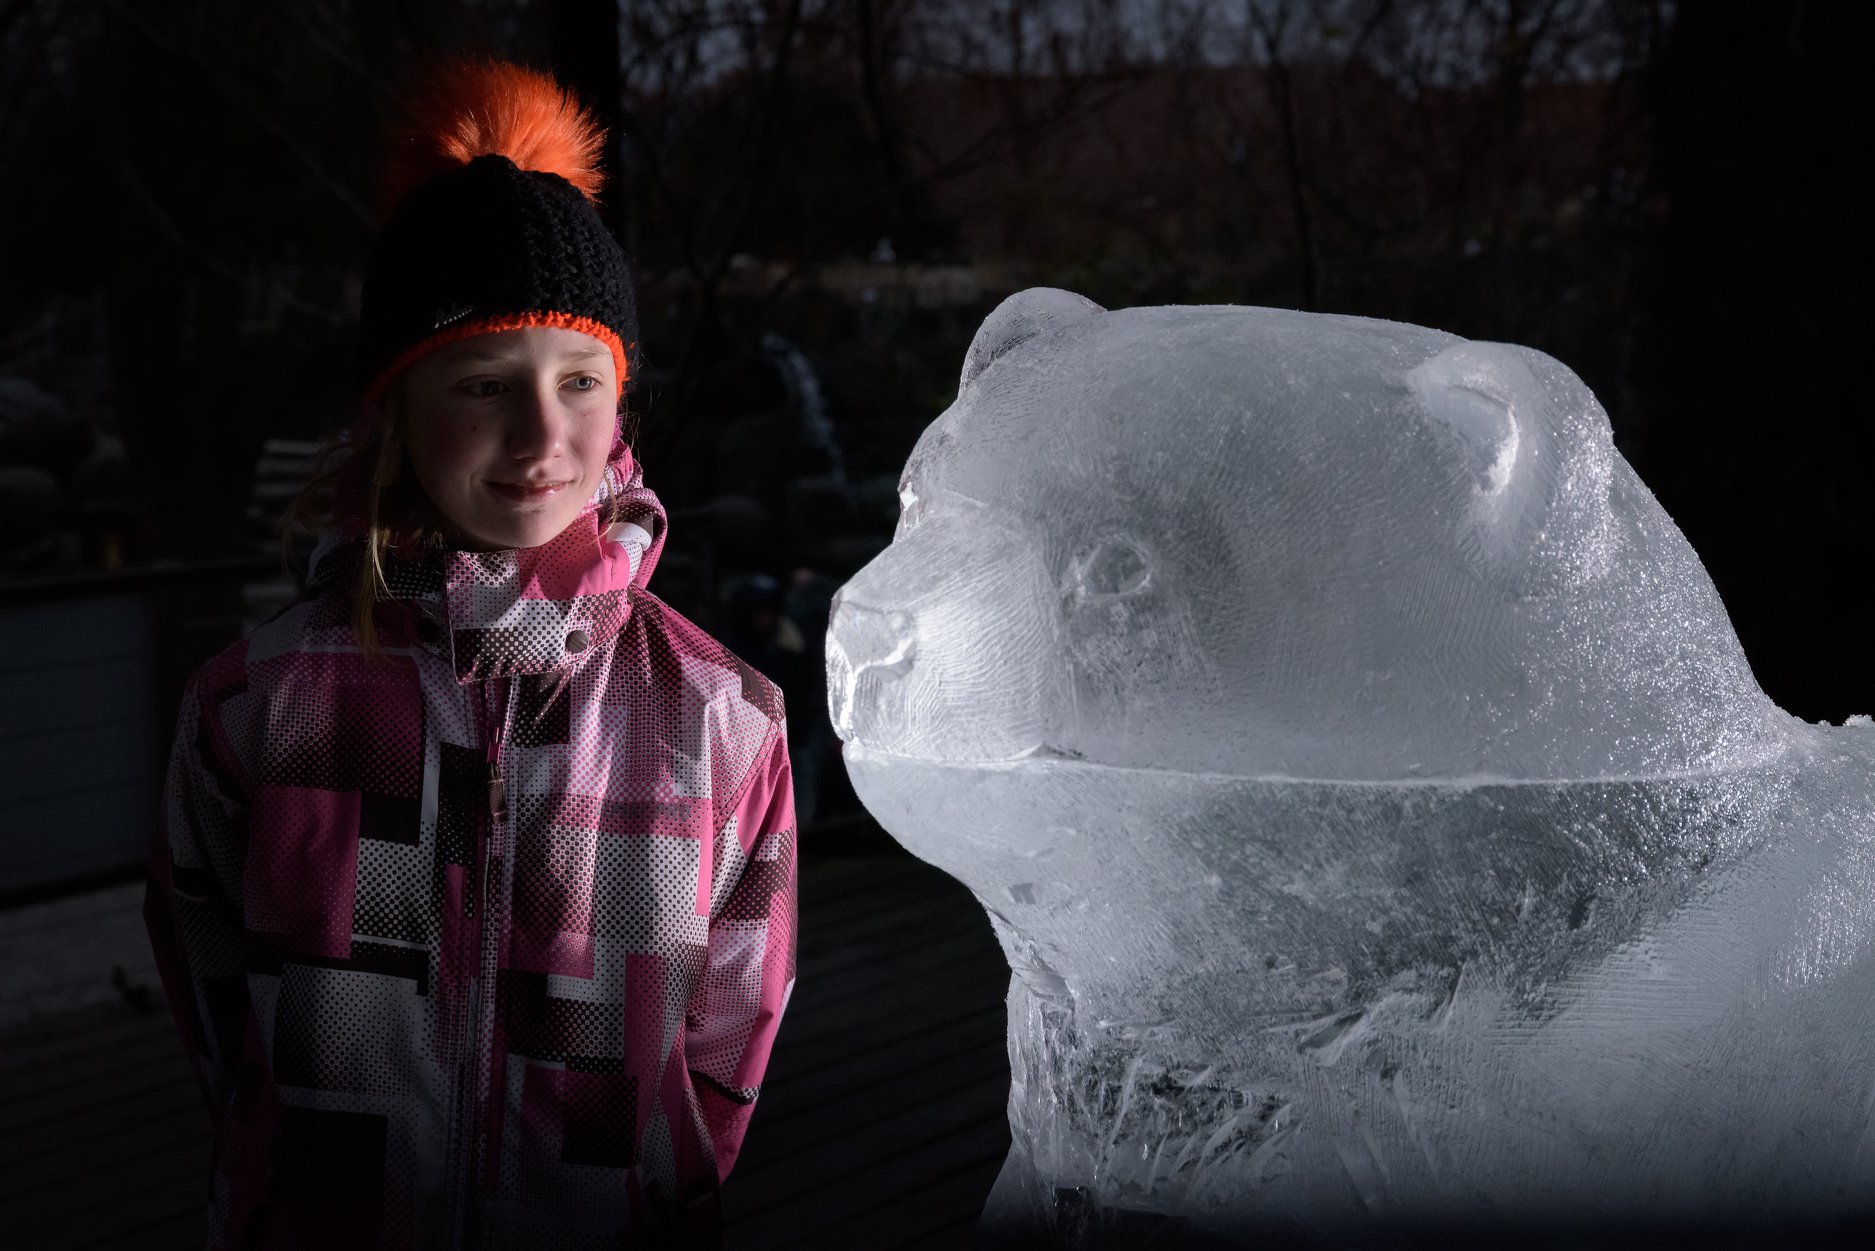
[307, 438, 667, 683]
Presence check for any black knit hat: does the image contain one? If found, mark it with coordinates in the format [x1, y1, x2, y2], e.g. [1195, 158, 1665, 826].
[356, 60, 637, 410]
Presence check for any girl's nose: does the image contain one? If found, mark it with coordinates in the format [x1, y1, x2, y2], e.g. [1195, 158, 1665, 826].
[504, 382, 567, 460]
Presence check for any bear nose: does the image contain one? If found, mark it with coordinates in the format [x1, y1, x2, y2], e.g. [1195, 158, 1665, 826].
[825, 592, 917, 738]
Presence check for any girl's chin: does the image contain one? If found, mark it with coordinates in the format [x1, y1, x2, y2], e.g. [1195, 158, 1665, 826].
[457, 509, 581, 552]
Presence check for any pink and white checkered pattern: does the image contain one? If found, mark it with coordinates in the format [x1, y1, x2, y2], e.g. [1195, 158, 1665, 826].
[145, 445, 796, 1249]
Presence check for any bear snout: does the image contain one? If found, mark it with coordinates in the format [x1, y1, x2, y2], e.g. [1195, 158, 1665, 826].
[825, 593, 917, 739]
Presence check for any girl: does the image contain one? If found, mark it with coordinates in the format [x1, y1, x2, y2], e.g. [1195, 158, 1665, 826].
[143, 60, 796, 1249]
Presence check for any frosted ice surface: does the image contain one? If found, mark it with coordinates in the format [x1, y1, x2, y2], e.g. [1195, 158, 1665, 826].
[824, 289, 1875, 1241]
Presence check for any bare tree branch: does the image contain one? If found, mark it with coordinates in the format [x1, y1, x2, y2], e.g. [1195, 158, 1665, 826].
[113, 0, 375, 227]
[1247, 0, 1320, 309]
[118, 157, 348, 326]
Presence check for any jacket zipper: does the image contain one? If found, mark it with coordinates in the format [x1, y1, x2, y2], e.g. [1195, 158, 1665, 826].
[449, 684, 507, 1248]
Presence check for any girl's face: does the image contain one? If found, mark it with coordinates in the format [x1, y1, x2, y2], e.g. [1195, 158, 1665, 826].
[398, 326, 619, 551]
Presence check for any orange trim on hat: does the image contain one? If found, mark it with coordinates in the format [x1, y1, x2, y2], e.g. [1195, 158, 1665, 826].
[362, 311, 631, 413]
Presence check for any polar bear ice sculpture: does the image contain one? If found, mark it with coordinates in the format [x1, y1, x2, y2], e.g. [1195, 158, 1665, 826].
[824, 289, 1875, 1242]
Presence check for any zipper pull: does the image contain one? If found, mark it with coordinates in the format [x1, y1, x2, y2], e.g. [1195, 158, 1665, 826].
[468, 765, 503, 918]
[487, 761, 506, 824]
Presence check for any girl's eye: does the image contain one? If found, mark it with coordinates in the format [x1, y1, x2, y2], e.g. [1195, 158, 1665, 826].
[567, 375, 600, 392]
[462, 379, 504, 398]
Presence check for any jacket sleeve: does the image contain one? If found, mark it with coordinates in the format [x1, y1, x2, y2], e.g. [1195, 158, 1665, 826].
[684, 723, 798, 1182]
[143, 674, 255, 1123]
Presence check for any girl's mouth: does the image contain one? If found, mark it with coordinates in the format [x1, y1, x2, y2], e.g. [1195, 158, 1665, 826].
[488, 480, 569, 503]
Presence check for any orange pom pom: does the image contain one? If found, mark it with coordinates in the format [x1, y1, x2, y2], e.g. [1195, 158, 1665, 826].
[380, 59, 606, 216]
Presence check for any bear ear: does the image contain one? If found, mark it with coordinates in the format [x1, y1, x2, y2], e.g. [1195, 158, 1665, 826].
[1406, 340, 1616, 596]
[961, 287, 1105, 390]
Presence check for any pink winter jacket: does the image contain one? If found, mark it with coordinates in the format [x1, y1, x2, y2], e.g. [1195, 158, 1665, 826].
[144, 444, 796, 1249]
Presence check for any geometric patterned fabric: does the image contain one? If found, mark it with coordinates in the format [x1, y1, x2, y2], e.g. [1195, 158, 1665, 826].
[144, 442, 796, 1248]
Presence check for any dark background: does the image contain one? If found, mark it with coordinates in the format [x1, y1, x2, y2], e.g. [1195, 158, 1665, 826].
[0, 3, 1868, 1241]
[1, 0, 1868, 739]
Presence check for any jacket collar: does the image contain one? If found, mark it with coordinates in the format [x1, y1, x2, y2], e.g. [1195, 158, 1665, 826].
[308, 441, 668, 683]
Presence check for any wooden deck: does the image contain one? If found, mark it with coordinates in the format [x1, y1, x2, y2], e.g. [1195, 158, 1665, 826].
[0, 838, 1012, 1249]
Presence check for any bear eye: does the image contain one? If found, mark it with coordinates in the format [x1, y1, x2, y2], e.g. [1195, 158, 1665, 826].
[1067, 535, 1152, 602]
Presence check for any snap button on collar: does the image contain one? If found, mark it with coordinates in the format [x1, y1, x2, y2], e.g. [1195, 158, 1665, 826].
[565, 629, 590, 653]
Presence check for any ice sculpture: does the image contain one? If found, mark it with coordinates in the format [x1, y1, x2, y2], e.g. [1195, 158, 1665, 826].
[824, 288, 1875, 1243]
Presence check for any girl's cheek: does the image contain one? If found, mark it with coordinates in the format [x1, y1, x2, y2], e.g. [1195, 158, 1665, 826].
[428, 424, 493, 472]
[572, 415, 615, 461]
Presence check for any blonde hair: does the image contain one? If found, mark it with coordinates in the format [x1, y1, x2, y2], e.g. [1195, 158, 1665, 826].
[284, 384, 427, 657]
[284, 381, 637, 659]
